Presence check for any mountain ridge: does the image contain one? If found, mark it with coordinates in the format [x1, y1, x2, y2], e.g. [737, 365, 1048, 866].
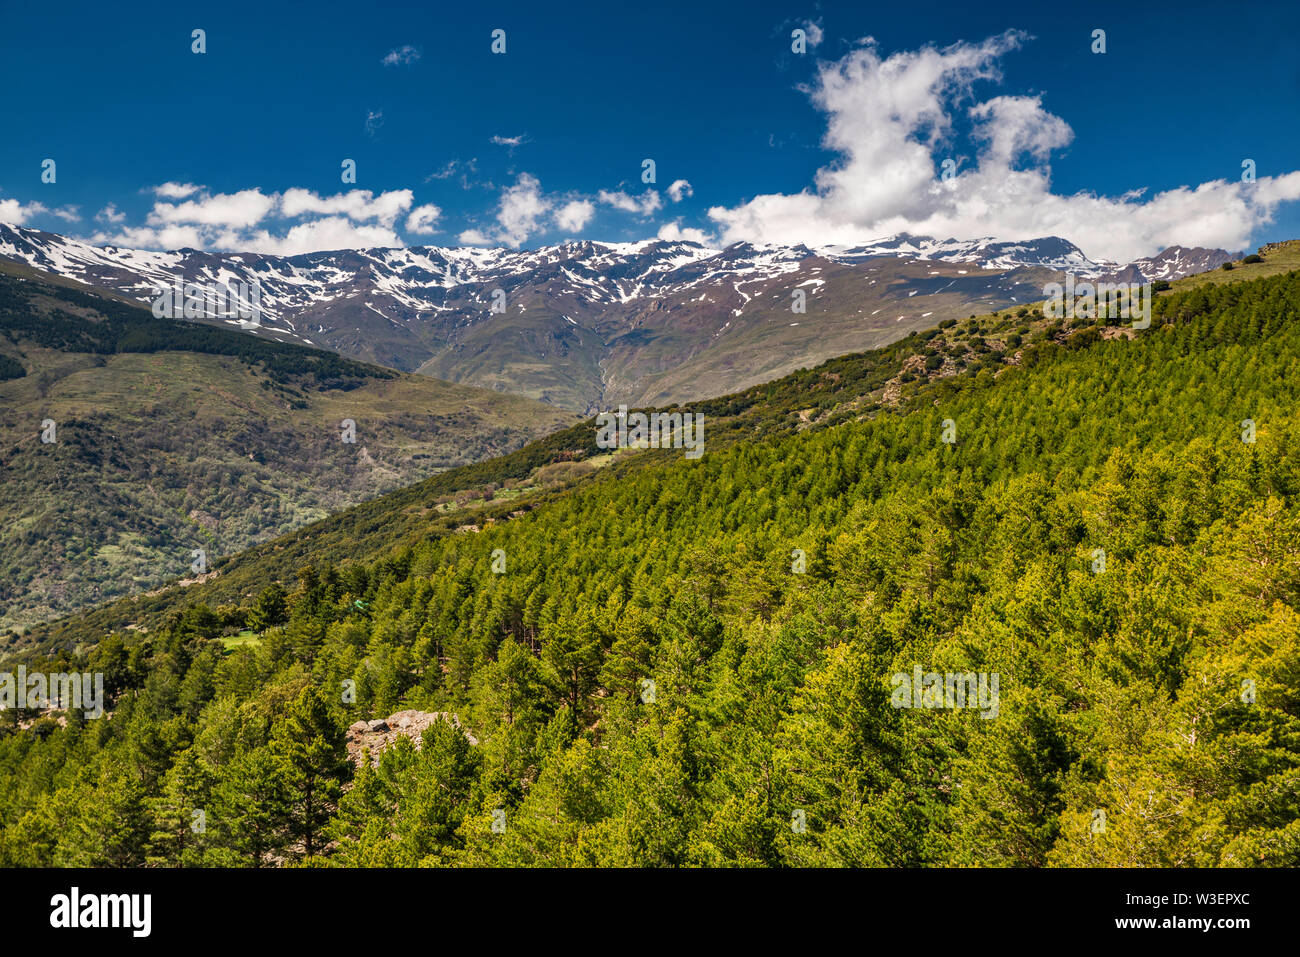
[0, 224, 1233, 412]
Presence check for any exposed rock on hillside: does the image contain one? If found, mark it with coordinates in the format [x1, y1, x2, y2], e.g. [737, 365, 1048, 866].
[345, 709, 478, 765]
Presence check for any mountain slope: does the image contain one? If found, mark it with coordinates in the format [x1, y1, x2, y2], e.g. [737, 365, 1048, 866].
[16, 241, 1297, 649]
[0, 224, 1232, 412]
[0, 267, 577, 631]
[3, 247, 1298, 869]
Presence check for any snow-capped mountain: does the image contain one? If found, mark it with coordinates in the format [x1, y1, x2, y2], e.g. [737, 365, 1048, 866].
[0, 224, 1230, 411]
[1101, 245, 1235, 282]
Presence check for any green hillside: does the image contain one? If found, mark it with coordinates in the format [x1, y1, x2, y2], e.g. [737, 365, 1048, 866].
[0, 271, 577, 631]
[2, 254, 1300, 867]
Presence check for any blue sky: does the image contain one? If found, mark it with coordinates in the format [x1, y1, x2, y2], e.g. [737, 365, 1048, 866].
[2, 0, 1298, 261]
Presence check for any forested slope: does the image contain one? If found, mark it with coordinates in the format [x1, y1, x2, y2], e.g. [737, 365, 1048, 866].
[3, 264, 1299, 867]
[0, 269, 576, 630]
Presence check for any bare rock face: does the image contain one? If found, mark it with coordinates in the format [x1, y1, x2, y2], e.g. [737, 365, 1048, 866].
[344, 709, 478, 766]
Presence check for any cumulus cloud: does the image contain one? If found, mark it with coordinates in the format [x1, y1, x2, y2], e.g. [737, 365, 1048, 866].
[708, 31, 1300, 262]
[801, 19, 824, 49]
[235, 218, 403, 256]
[657, 221, 712, 245]
[667, 179, 693, 203]
[459, 177, 605, 245]
[151, 182, 203, 199]
[490, 134, 529, 148]
[280, 188, 413, 227]
[598, 188, 663, 217]
[0, 197, 49, 225]
[90, 223, 207, 250]
[459, 173, 552, 248]
[149, 188, 279, 230]
[494, 174, 550, 247]
[1, 197, 81, 226]
[382, 45, 421, 67]
[88, 186, 427, 254]
[96, 203, 127, 224]
[554, 199, 595, 232]
[405, 203, 442, 235]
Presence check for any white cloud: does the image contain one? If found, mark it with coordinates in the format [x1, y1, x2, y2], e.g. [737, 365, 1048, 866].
[96, 203, 127, 224]
[90, 224, 208, 250]
[495, 174, 550, 247]
[280, 188, 414, 227]
[490, 134, 529, 148]
[555, 199, 595, 232]
[802, 20, 824, 49]
[405, 203, 442, 235]
[667, 179, 693, 203]
[151, 182, 203, 199]
[365, 111, 384, 137]
[148, 188, 278, 230]
[459, 174, 554, 248]
[657, 221, 712, 244]
[968, 95, 1072, 167]
[0, 198, 89, 227]
[382, 45, 421, 67]
[708, 32, 1300, 262]
[235, 218, 403, 256]
[598, 188, 663, 217]
[425, 158, 481, 189]
[85, 186, 427, 254]
[457, 228, 493, 245]
[0, 197, 49, 225]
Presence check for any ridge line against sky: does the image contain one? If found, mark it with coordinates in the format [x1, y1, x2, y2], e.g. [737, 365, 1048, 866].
[2, 0, 1299, 263]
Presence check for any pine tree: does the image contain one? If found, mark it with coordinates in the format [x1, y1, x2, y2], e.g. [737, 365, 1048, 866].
[271, 686, 352, 860]
[247, 583, 289, 634]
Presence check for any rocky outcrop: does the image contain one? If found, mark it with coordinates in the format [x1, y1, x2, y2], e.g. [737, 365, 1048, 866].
[345, 709, 478, 766]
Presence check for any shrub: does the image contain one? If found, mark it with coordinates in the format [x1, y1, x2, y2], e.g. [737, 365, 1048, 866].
[535, 461, 595, 485]
[0, 354, 24, 381]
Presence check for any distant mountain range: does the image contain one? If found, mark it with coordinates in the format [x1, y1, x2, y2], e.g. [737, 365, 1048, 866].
[0, 224, 1232, 412]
